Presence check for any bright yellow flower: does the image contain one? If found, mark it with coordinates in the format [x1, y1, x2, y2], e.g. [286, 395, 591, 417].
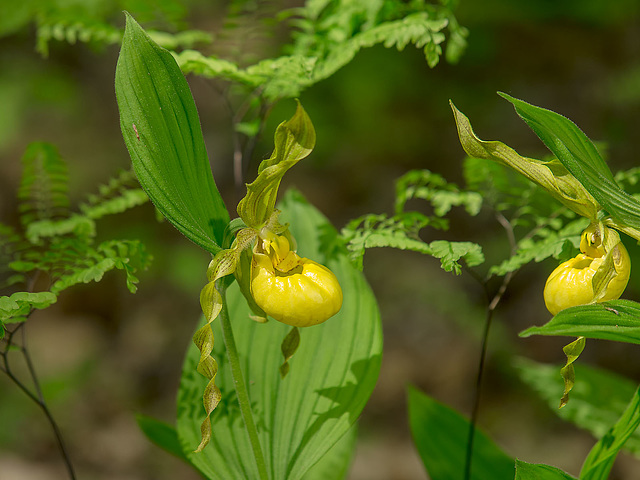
[250, 234, 343, 327]
[544, 226, 630, 315]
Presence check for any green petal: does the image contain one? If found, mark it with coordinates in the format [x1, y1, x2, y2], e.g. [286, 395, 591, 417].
[237, 101, 316, 228]
[451, 101, 599, 220]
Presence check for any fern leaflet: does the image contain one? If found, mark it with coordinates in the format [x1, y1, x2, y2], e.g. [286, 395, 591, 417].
[18, 142, 70, 227]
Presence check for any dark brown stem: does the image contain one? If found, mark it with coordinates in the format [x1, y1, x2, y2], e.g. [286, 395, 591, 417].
[1, 321, 77, 480]
[464, 212, 517, 480]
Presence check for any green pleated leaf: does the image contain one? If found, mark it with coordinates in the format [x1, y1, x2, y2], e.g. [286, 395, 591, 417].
[300, 427, 357, 480]
[580, 387, 640, 480]
[516, 358, 640, 457]
[407, 386, 514, 480]
[500, 93, 640, 232]
[115, 13, 229, 254]
[136, 414, 190, 463]
[520, 300, 640, 344]
[515, 460, 577, 480]
[176, 190, 382, 480]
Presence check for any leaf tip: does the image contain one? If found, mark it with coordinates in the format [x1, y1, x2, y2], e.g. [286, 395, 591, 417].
[518, 326, 537, 338]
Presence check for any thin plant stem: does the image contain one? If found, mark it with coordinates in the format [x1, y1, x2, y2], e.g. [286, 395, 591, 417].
[464, 212, 517, 480]
[1, 323, 77, 480]
[218, 285, 269, 480]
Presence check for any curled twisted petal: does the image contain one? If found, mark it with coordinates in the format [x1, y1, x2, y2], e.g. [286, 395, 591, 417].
[193, 242, 251, 451]
[192, 323, 222, 452]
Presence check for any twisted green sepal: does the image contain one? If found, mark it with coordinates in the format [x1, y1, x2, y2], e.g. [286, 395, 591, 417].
[193, 229, 257, 452]
[450, 101, 600, 220]
[237, 101, 316, 229]
[279, 326, 300, 378]
[591, 225, 622, 303]
[559, 336, 586, 408]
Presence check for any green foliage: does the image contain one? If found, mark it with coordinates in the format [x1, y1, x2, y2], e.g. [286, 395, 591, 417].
[407, 386, 514, 480]
[489, 217, 585, 276]
[580, 387, 640, 480]
[136, 415, 190, 463]
[461, 155, 587, 276]
[514, 461, 576, 480]
[80, 169, 148, 220]
[48, 239, 150, 295]
[395, 169, 482, 217]
[176, 0, 467, 102]
[521, 300, 640, 344]
[342, 213, 484, 273]
[18, 142, 70, 227]
[176, 191, 381, 480]
[0, 292, 57, 338]
[342, 169, 484, 272]
[516, 359, 640, 458]
[115, 14, 229, 254]
[12, 0, 202, 56]
[500, 93, 640, 236]
[36, 17, 121, 57]
[342, 213, 435, 268]
[1, 141, 151, 339]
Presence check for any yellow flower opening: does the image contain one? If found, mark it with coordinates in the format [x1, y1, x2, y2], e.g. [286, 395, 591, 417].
[544, 224, 631, 315]
[250, 233, 343, 327]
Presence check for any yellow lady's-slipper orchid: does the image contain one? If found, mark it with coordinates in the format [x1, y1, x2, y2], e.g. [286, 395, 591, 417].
[250, 233, 343, 327]
[543, 225, 631, 315]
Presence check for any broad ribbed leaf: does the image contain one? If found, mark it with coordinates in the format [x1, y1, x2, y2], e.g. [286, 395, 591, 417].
[501, 93, 640, 231]
[515, 460, 577, 480]
[581, 387, 640, 480]
[407, 386, 514, 480]
[520, 300, 640, 344]
[176, 190, 382, 479]
[516, 358, 640, 457]
[136, 415, 190, 463]
[300, 427, 356, 480]
[115, 13, 228, 254]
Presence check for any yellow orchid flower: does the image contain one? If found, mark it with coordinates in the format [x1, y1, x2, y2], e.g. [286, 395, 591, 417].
[250, 233, 343, 327]
[543, 224, 630, 315]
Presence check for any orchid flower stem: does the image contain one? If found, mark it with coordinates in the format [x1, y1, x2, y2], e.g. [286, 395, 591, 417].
[218, 285, 269, 480]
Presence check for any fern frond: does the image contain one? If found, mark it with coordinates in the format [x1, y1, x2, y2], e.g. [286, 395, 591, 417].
[177, 1, 465, 101]
[174, 50, 262, 86]
[342, 213, 436, 270]
[396, 169, 482, 217]
[0, 223, 24, 288]
[10, 236, 92, 281]
[25, 215, 96, 244]
[0, 291, 57, 325]
[341, 212, 482, 273]
[49, 240, 151, 295]
[36, 18, 121, 57]
[18, 142, 69, 227]
[148, 29, 213, 50]
[490, 217, 587, 277]
[80, 169, 148, 220]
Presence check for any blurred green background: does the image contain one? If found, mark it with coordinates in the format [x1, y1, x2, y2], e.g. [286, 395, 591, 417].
[2, 0, 640, 478]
